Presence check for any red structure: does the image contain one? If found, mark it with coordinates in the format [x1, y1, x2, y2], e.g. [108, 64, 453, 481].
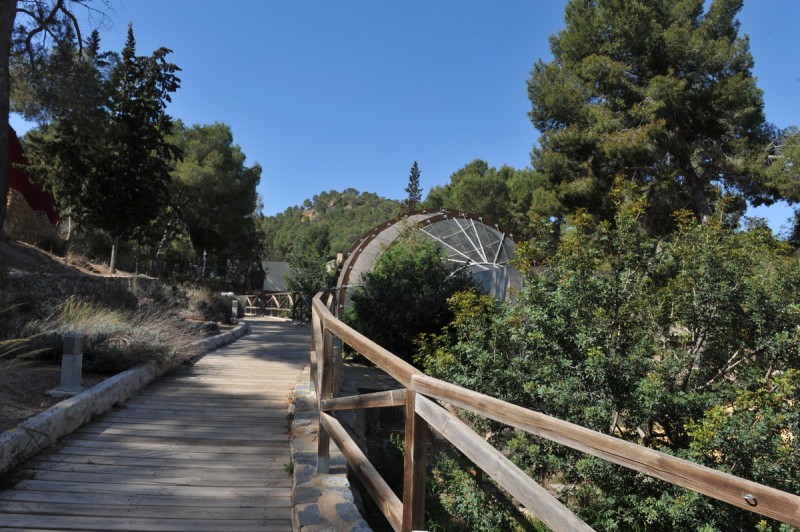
[8, 126, 60, 226]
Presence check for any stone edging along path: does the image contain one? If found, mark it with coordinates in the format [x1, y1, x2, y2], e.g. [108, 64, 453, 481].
[289, 364, 371, 532]
[0, 321, 250, 475]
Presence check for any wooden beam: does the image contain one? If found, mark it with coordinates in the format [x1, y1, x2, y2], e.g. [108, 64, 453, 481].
[312, 296, 421, 388]
[321, 389, 407, 411]
[414, 395, 592, 531]
[316, 329, 334, 474]
[412, 374, 800, 527]
[320, 412, 403, 532]
[401, 391, 427, 532]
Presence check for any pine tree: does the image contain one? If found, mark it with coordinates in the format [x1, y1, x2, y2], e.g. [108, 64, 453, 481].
[404, 161, 422, 213]
[528, 0, 776, 233]
[23, 24, 180, 273]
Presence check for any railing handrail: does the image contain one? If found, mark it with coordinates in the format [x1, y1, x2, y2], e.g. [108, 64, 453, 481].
[310, 292, 800, 531]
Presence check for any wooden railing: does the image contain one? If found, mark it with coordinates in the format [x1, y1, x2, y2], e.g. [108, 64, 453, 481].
[310, 293, 800, 532]
[242, 292, 309, 317]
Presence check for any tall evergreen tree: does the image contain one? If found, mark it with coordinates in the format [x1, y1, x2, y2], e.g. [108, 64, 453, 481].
[528, 0, 777, 233]
[166, 120, 263, 279]
[403, 161, 422, 213]
[23, 24, 180, 272]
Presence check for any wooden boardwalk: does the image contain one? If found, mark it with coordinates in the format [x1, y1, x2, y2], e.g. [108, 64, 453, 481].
[0, 318, 310, 531]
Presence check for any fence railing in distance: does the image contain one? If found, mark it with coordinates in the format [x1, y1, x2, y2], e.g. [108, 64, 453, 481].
[243, 292, 310, 318]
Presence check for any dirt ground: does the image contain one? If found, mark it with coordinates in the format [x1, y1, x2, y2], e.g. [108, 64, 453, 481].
[0, 364, 106, 433]
[0, 240, 137, 277]
[0, 240, 137, 433]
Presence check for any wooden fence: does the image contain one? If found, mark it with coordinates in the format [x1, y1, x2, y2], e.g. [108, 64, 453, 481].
[310, 293, 800, 532]
[242, 292, 309, 318]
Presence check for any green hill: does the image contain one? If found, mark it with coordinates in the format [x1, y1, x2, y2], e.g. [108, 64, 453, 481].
[260, 188, 401, 261]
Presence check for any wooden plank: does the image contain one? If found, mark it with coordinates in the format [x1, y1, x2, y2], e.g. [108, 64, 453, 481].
[105, 406, 287, 418]
[320, 412, 403, 532]
[57, 437, 287, 454]
[26, 469, 291, 488]
[313, 295, 421, 388]
[321, 389, 407, 411]
[401, 391, 426, 532]
[74, 426, 288, 442]
[84, 420, 288, 434]
[0, 490, 290, 508]
[0, 500, 288, 520]
[26, 461, 283, 479]
[412, 374, 800, 527]
[102, 413, 289, 425]
[414, 395, 592, 531]
[30, 453, 286, 470]
[0, 514, 289, 532]
[8, 479, 283, 497]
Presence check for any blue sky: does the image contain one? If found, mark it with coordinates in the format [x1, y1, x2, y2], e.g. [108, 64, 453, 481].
[11, 1, 800, 233]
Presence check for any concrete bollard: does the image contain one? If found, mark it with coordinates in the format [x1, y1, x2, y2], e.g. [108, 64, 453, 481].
[232, 298, 239, 319]
[47, 332, 85, 397]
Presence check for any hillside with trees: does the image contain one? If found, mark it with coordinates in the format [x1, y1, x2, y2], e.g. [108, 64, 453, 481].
[260, 188, 401, 261]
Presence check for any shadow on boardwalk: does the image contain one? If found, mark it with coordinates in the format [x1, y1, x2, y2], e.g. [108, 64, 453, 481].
[0, 317, 309, 532]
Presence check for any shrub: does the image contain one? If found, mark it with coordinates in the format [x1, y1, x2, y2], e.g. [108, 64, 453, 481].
[345, 230, 475, 363]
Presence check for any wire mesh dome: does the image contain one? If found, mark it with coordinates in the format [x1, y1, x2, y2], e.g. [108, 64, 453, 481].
[334, 209, 521, 316]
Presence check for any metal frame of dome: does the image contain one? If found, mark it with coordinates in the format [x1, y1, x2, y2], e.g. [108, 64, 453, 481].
[334, 208, 520, 316]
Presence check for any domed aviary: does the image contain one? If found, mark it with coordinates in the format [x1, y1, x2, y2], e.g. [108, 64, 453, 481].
[334, 209, 521, 316]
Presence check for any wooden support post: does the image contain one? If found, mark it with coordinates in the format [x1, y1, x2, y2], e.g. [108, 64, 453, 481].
[316, 328, 334, 474]
[401, 391, 427, 532]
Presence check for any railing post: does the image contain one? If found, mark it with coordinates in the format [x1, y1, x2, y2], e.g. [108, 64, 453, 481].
[317, 328, 334, 474]
[402, 390, 427, 532]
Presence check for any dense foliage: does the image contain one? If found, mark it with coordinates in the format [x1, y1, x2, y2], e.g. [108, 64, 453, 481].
[283, 229, 335, 321]
[424, 159, 553, 240]
[418, 187, 800, 530]
[161, 120, 264, 285]
[260, 188, 401, 261]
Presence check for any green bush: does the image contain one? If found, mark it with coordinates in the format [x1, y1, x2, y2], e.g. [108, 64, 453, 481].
[426, 449, 540, 532]
[418, 196, 800, 530]
[345, 230, 475, 363]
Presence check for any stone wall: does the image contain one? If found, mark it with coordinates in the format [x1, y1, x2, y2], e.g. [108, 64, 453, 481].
[0, 272, 161, 310]
[4, 189, 63, 250]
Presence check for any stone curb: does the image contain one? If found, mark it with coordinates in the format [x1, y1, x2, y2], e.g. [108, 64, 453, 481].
[290, 365, 372, 532]
[0, 321, 250, 475]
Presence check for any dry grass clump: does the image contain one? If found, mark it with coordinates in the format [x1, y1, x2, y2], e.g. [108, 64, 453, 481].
[22, 297, 202, 375]
[182, 286, 234, 323]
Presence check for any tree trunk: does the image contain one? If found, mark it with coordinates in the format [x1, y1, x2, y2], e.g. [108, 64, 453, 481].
[109, 236, 119, 273]
[0, 1, 17, 242]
